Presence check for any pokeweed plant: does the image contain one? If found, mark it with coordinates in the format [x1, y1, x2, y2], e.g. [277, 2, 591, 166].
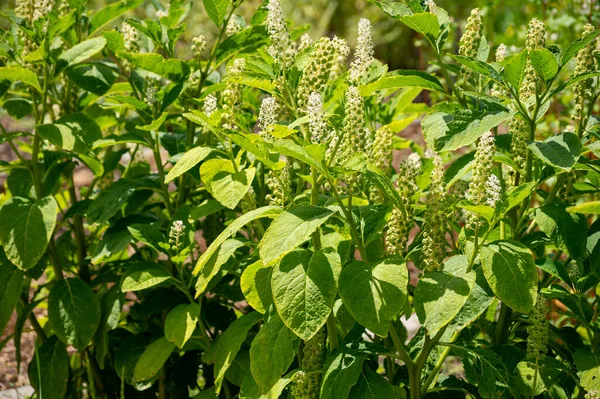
[0, 0, 600, 398]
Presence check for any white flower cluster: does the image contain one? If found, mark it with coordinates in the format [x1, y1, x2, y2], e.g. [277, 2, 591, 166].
[229, 58, 246, 74]
[169, 220, 185, 252]
[122, 22, 139, 52]
[458, 8, 482, 59]
[495, 43, 507, 62]
[33, 0, 54, 21]
[485, 174, 501, 207]
[424, 0, 437, 13]
[521, 18, 546, 98]
[266, 0, 291, 66]
[337, 86, 366, 165]
[266, 155, 292, 206]
[349, 18, 374, 84]
[467, 132, 496, 227]
[192, 35, 207, 57]
[307, 92, 327, 144]
[226, 16, 243, 37]
[299, 33, 312, 51]
[203, 95, 218, 118]
[258, 96, 280, 141]
[156, 8, 168, 18]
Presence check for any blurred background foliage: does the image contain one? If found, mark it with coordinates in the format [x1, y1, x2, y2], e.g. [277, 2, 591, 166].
[4, 0, 597, 72]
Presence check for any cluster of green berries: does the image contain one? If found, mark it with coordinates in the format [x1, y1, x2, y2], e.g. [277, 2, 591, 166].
[458, 8, 483, 59]
[421, 153, 448, 271]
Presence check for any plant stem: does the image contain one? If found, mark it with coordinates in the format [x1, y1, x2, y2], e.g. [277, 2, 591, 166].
[20, 294, 47, 342]
[152, 129, 174, 217]
[494, 302, 512, 344]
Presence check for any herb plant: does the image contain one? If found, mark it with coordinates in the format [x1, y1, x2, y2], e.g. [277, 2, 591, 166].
[0, 0, 600, 398]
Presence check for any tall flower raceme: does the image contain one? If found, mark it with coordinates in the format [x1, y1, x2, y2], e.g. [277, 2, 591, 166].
[336, 86, 366, 166]
[329, 36, 350, 81]
[348, 18, 374, 85]
[421, 153, 448, 272]
[527, 294, 548, 361]
[521, 18, 546, 99]
[307, 92, 327, 144]
[466, 131, 496, 229]
[291, 329, 326, 399]
[266, 155, 292, 206]
[257, 96, 280, 142]
[203, 94, 218, 117]
[266, 0, 292, 68]
[369, 126, 394, 203]
[221, 58, 246, 131]
[458, 8, 483, 59]
[297, 37, 336, 112]
[385, 153, 421, 256]
[572, 24, 597, 130]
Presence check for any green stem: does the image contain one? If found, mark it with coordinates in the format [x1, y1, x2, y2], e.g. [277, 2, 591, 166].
[152, 130, 174, 217]
[494, 302, 512, 344]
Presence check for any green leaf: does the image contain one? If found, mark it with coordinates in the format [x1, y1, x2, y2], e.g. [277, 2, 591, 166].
[350, 368, 396, 399]
[269, 139, 325, 172]
[367, 0, 411, 19]
[2, 98, 32, 119]
[165, 147, 212, 183]
[57, 38, 107, 71]
[0, 196, 57, 270]
[133, 337, 175, 383]
[451, 55, 502, 81]
[192, 206, 282, 278]
[320, 350, 366, 399]
[0, 250, 24, 335]
[574, 348, 600, 391]
[250, 312, 299, 392]
[195, 238, 246, 294]
[561, 29, 600, 66]
[502, 50, 527, 91]
[117, 52, 190, 81]
[414, 267, 475, 336]
[121, 262, 173, 291]
[529, 48, 558, 81]
[28, 337, 69, 399]
[135, 111, 168, 131]
[360, 70, 444, 96]
[214, 312, 263, 394]
[215, 26, 269, 65]
[88, 0, 145, 34]
[200, 159, 256, 210]
[567, 201, 600, 214]
[87, 178, 156, 224]
[338, 256, 408, 337]
[48, 278, 101, 351]
[203, 0, 229, 27]
[423, 107, 513, 152]
[529, 132, 582, 171]
[66, 63, 119, 96]
[534, 203, 588, 260]
[37, 113, 103, 154]
[400, 12, 440, 39]
[0, 66, 42, 92]
[259, 205, 335, 266]
[480, 240, 537, 313]
[500, 182, 536, 215]
[240, 370, 299, 399]
[241, 260, 273, 314]
[127, 223, 165, 252]
[513, 361, 545, 396]
[164, 303, 199, 348]
[271, 248, 340, 340]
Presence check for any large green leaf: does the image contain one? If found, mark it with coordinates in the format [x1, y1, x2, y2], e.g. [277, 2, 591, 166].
[165, 147, 212, 183]
[241, 260, 273, 314]
[529, 132, 582, 171]
[117, 52, 190, 81]
[66, 63, 119, 95]
[567, 201, 600, 214]
[249, 313, 299, 393]
[48, 278, 101, 351]
[338, 256, 408, 337]
[240, 370, 299, 399]
[121, 262, 173, 291]
[502, 51, 527, 91]
[0, 196, 57, 270]
[215, 26, 269, 65]
[414, 262, 475, 335]
[574, 348, 600, 390]
[203, 0, 230, 27]
[423, 107, 513, 152]
[87, 178, 156, 224]
[28, 337, 69, 399]
[133, 337, 175, 383]
[271, 248, 340, 340]
[480, 240, 537, 313]
[349, 368, 396, 399]
[127, 223, 165, 252]
[57, 37, 107, 71]
[164, 303, 199, 348]
[0, 66, 42, 92]
[195, 238, 245, 294]
[88, 0, 145, 34]
[360, 70, 444, 96]
[561, 28, 600, 66]
[0, 250, 24, 335]
[400, 12, 440, 40]
[214, 312, 263, 394]
[37, 113, 103, 154]
[367, 0, 412, 20]
[192, 206, 282, 279]
[200, 159, 256, 210]
[535, 203, 588, 260]
[320, 350, 366, 399]
[259, 205, 335, 266]
[529, 48, 558, 81]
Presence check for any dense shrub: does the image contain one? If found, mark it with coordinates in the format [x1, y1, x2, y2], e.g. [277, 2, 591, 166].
[0, 0, 599, 398]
